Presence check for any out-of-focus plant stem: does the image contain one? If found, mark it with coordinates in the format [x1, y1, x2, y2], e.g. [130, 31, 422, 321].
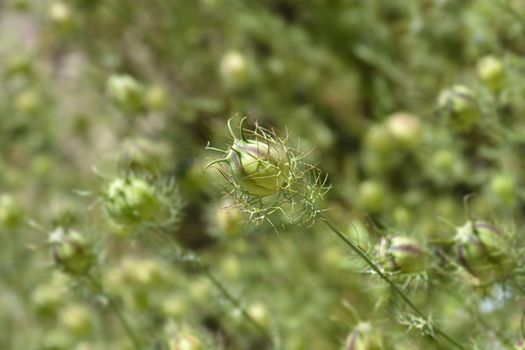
[204, 269, 273, 342]
[87, 275, 142, 350]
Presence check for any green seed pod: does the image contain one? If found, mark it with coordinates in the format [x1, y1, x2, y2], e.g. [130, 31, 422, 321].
[477, 56, 505, 91]
[247, 302, 269, 329]
[344, 322, 384, 350]
[219, 255, 241, 279]
[385, 112, 422, 149]
[392, 206, 412, 227]
[0, 194, 22, 229]
[364, 124, 396, 156]
[161, 294, 187, 319]
[49, 228, 94, 275]
[106, 74, 145, 113]
[104, 177, 164, 226]
[384, 236, 426, 273]
[220, 51, 249, 87]
[357, 180, 387, 213]
[431, 149, 456, 173]
[59, 303, 91, 336]
[438, 85, 480, 132]
[489, 173, 516, 205]
[455, 220, 509, 283]
[211, 121, 290, 197]
[145, 85, 168, 111]
[31, 272, 69, 315]
[122, 257, 168, 288]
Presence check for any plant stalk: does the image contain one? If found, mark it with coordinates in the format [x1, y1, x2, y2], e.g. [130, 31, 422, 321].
[204, 269, 273, 342]
[321, 217, 465, 350]
[87, 275, 142, 350]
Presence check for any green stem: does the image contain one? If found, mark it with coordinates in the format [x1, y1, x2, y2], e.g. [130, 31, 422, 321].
[106, 296, 142, 350]
[87, 276, 142, 350]
[152, 228, 273, 344]
[204, 269, 273, 342]
[321, 217, 465, 350]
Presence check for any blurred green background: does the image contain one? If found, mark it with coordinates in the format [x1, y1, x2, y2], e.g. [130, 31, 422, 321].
[1, 0, 525, 349]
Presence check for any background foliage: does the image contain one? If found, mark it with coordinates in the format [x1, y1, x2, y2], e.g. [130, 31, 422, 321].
[1, 0, 525, 349]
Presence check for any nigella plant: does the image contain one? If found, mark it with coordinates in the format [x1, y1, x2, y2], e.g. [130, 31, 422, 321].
[206, 117, 330, 227]
[101, 172, 182, 237]
[207, 117, 466, 350]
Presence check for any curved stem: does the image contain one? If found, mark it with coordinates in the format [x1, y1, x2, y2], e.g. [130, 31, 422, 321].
[106, 296, 142, 350]
[320, 217, 465, 350]
[152, 228, 273, 344]
[203, 269, 272, 341]
[87, 275, 142, 350]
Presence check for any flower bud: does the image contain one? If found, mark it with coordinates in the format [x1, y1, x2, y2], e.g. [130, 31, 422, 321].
[477, 56, 505, 91]
[383, 236, 426, 273]
[49, 228, 94, 275]
[223, 137, 288, 197]
[107, 74, 145, 113]
[438, 85, 480, 132]
[344, 322, 384, 350]
[385, 112, 422, 149]
[104, 177, 164, 227]
[455, 220, 509, 282]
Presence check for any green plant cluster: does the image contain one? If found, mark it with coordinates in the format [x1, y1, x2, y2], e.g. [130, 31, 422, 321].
[1, 0, 525, 349]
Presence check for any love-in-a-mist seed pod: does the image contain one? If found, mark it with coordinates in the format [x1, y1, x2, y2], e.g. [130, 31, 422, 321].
[106, 74, 145, 113]
[104, 177, 163, 226]
[220, 51, 249, 87]
[386, 236, 427, 273]
[209, 119, 290, 197]
[438, 85, 480, 132]
[477, 56, 505, 91]
[455, 220, 510, 283]
[49, 228, 94, 276]
[385, 112, 422, 150]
